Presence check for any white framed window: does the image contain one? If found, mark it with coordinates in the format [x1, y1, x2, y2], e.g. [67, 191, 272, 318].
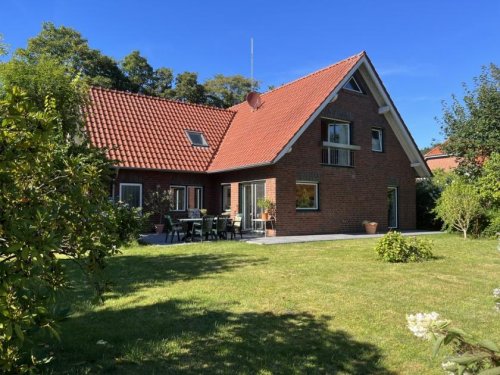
[343, 76, 363, 93]
[171, 185, 186, 211]
[187, 186, 203, 209]
[372, 128, 383, 152]
[119, 183, 142, 209]
[185, 130, 208, 147]
[328, 122, 350, 145]
[296, 182, 319, 210]
[222, 184, 231, 211]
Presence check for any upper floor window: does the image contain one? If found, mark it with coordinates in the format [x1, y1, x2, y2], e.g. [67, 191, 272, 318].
[343, 76, 363, 93]
[371, 128, 383, 152]
[186, 130, 208, 147]
[328, 122, 350, 145]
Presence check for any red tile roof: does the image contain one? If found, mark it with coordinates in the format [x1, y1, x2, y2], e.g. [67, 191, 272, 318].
[86, 88, 235, 171]
[424, 144, 447, 157]
[85, 52, 365, 173]
[208, 52, 364, 172]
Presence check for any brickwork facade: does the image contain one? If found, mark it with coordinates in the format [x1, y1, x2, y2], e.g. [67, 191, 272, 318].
[114, 87, 417, 235]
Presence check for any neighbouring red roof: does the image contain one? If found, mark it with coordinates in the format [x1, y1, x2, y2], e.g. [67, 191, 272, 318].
[424, 144, 447, 157]
[86, 88, 235, 171]
[208, 52, 364, 172]
[86, 52, 365, 173]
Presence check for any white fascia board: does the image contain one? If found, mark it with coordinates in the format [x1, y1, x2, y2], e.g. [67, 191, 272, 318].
[357, 61, 431, 178]
[272, 57, 365, 164]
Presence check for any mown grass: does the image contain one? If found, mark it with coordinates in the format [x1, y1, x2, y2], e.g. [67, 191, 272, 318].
[45, 234, 499, 374]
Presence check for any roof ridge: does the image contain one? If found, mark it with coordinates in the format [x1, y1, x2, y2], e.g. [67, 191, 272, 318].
[90, 86, 237, 113]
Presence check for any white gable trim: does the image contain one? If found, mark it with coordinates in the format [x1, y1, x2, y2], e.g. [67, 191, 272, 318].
[272, 57, 365, 165]
[272, 55, 431, 178]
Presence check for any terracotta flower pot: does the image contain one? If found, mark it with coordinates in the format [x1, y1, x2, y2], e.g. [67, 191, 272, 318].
[261, 212, 269, 221]
[155, 224, 164, 234]
[364, 222, 378, 234]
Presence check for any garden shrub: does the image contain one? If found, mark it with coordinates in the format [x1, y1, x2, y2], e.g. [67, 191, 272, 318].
[375, 231, 434, 263]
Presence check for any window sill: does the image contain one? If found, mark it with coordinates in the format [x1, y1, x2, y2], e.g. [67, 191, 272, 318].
[296, 208, 319, 212]
[322, 141, 361, 150]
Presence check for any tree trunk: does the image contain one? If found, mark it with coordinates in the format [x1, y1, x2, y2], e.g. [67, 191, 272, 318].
[463, 228, 467, 239]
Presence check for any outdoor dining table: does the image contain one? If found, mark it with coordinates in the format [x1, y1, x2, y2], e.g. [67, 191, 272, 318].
[178, 218, 203, 241]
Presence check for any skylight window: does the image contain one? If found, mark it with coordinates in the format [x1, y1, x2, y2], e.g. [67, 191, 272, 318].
[343, 76, 363, 93]
[186, 131, 208, 147]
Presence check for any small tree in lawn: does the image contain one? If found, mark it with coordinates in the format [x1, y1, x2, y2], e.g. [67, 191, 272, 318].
[433, 179, 482, 239]
[145, 187, 173, 231]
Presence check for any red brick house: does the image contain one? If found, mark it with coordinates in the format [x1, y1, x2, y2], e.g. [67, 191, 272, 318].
[424, 144, 459, 171]
[86, 52, 430, 235]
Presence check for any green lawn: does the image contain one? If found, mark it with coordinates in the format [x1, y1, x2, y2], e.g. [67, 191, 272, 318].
[46, 234, 499, 374]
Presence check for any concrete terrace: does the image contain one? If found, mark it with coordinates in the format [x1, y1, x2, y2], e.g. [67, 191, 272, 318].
[140, 230, 442, 246]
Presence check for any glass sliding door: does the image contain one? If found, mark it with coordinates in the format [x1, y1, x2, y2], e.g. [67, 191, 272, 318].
[240, 181, 265, 231]
[388, 187, 398, 228]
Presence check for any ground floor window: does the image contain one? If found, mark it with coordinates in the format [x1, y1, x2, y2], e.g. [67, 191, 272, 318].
[187, 186, 203, 209]
[388, 187, 398, 228]
[296, 182, 318, 210]
[222, 184, 231, 212]
[171, 186, 186, 211]
[119, 183, 142, 208]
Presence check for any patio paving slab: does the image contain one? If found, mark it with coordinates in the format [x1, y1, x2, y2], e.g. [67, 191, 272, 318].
[139, 230, 443, 246]
[246, 230, 443, 245]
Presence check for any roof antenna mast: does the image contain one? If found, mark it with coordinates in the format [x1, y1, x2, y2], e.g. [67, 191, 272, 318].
[250, 37, 254, 91]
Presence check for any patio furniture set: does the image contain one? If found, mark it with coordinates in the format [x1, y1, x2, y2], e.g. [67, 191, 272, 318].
[164, 212, 243, 243]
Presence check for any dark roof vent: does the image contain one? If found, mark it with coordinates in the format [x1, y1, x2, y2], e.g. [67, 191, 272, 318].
[246, 91, 262, 110]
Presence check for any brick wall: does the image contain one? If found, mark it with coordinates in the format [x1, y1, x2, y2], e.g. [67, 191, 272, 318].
[114, 86, 417, 235]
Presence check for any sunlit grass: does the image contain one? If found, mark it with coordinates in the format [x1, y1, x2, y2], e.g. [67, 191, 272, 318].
[46, 234, 500, 374]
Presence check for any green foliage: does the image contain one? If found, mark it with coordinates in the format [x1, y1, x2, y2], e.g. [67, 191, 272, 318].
[433, 179, 483, 239]
[174, 71, 206, 104]
[375, 232, 434, 263]
[16, 22, 128, 90]
[145, 188, 174, 224]
[477, 153, 500, 208]
[121, 50, 155, 93]
[256, 198, 275, 212]
[204, 74, 257, 108]
[440, 64, 500, 177]
[408, 313, 500, 374]
[152, 67, 174, 98]
[416, 178, 443, 230]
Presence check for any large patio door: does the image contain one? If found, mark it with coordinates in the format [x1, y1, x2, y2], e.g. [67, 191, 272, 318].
[240, 181, 265, 231]
[388, 187, 398, 228]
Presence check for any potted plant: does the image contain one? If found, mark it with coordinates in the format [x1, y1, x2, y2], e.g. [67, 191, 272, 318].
[145, 187, 173, 234]
[362, 220, 378, 234]
[257, 198, 275, 221]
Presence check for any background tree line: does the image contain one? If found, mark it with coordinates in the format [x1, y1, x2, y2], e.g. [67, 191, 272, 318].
[12, 22, 257, 108]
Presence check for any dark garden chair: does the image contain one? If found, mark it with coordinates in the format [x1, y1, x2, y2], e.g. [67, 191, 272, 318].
[214, 216, 228, 240]
[194, 215, 215, 242]
[164, 215, 185, 243]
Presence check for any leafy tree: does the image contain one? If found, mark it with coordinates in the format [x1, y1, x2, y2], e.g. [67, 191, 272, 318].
[440, 64, 500, 177]
[174, 71, 205, 104]
[121, 50, 155, 93]
[0, 56, 140, 371]
[152, 67, 174, 98]
[0, 34, 7, 56]
[16, 22, 128, 90]
[204, 74, 256, 108]
[433, 179, 482, 239]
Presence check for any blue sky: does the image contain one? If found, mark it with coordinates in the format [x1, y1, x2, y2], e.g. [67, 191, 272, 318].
[2, 0, 499, 148]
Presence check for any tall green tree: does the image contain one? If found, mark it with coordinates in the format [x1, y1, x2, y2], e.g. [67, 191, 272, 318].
[204, 74, 257, 108]
[16, 22, 128, 90]
[440, 64, 500, 177]
[152, 67, 174, 98]
[174, 71, 205, 104]
[121, 50, 155, 93]
[0, 55, 141, 372]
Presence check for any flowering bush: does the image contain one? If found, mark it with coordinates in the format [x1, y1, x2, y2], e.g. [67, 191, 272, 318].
[407, 312, 500, 374]
[375, 231, 434, 262]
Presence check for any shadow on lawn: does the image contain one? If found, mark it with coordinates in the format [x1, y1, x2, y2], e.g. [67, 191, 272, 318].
[64, 253, 267, 299]
[48, 299, 395, 374]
